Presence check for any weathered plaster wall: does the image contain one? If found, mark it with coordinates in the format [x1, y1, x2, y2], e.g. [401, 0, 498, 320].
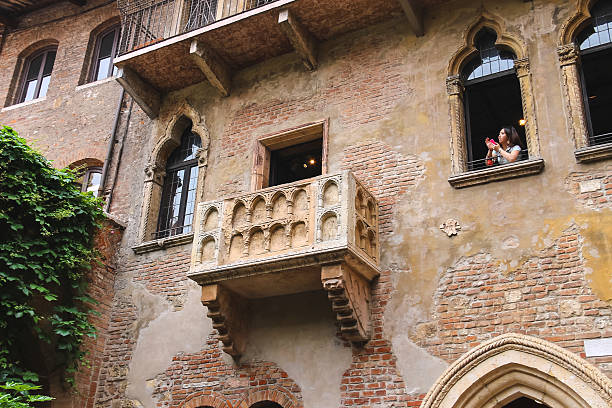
[102, 0, 611, 405]
[1, 0, 611, 406]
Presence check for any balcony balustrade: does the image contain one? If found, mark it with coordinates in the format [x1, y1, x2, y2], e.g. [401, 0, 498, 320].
[188, 171, 380, 355]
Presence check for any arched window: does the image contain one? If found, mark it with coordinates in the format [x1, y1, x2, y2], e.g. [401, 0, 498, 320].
[576, 0, 612, 145]
[19, 47, 57, 103]
[461, 28, 527, 171]
[77, 167, 103, 197]
[156, 125, 202, 239]
[90, 25, 120, 82]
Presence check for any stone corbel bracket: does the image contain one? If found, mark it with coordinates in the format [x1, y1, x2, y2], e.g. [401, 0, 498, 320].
[321, 262, 372, 343]
[278, 9, 318, 70]
[201, 284, 247, 357]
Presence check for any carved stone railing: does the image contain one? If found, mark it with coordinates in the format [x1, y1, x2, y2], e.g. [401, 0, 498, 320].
[188, 171, 380, 356]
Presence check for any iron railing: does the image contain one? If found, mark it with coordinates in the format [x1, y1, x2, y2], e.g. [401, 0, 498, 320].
[467, 149, 529, 172]
[118, 0, 277, 55]
[591, 131, 612, 146]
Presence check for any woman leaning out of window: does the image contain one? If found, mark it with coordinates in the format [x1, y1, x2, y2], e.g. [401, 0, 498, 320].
[485, 126, 523, 165]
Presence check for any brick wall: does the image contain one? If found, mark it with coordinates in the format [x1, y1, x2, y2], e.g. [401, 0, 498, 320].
[415, 225, 612, 379]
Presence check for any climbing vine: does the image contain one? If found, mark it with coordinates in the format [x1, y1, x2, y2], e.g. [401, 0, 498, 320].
[0, 126, 104, 387]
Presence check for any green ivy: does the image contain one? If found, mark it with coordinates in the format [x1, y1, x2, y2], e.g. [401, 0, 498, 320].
[0, 125, 104, 387]
[0, 383, 53, 408]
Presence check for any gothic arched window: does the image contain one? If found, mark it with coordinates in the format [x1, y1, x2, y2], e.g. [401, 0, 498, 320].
[576, 0, 612, 145]
[156, 126, 202, 238]
[461, 28, 527, 171]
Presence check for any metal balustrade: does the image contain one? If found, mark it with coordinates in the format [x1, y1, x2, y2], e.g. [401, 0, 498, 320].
[117, 0, 278, 55]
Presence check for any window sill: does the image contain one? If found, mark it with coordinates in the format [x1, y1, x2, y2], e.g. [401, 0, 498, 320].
[448, 158, 545, 188]
[574, 143, 612, 163]
[75, 76, 117, 91]
[2, 96, 47, 112]
[132, 232, 194, 254]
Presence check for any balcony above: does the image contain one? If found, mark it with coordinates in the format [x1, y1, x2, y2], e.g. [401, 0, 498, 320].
[188, 171, 380, 355]
[113, 0, 425, 118]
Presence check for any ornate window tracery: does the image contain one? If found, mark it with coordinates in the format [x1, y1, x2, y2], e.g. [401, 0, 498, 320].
[446, 15, 543, 188]
[559, 0, 612, 162]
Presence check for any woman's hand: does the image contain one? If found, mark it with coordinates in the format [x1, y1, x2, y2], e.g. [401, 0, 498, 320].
[485, 139, 494, 151]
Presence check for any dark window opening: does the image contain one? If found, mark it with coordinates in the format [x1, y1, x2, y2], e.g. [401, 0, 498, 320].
[462, 28, 526, 171]
[91, 25, 120, 82]
[19, 47, 56, 103]
[156, 126, 201, 239]
[578, 0, 612, 145]
[250, 402, 283, 408]
[269, 138, 322, 187]
[502, 397, 551, 408]
[464, 74, 527, 170]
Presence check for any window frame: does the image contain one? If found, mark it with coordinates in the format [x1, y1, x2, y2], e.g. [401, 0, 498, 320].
[251, 120, 329, 191]
[155, 128, 202, 239]
[18, 46, 57, 104]
[445, 16, 543, 188]
[80, 166, 103, 197]
[89, 25, 121, 83]
[558, 0, 612, 163]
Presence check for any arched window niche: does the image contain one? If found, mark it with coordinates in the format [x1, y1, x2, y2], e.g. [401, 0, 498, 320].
[446, 13, 544, 188]
[133, 101, 210, 254]
[559, 0, 612, 162]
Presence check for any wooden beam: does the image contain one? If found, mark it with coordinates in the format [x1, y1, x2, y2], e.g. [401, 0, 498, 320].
[278, 9, 317, 70]
[68, 0, 87, 6]
[189, 40, 231, 97]
[397, 0, 424, 37]
[0, 14, 18, 28]
[115, 67, 161, 119]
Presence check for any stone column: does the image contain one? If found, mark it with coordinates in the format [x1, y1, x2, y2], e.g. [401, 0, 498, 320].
[558, 43, 590, 150]
[446, 75, 467, 174]
[515, 57, 541, 158]
[138, 162, 165, 242]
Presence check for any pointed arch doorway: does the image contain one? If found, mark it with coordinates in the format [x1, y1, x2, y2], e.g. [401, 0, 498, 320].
[420, 333, 612, 408]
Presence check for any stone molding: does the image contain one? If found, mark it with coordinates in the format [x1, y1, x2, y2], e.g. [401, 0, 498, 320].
[137, 100, 211, 244]
[131, 232, 193, 255]
[447, 159, 544, 188]
[559, 0, 597, 46]
[445, 10, 541, 182]
[420, 333, 612, 408]
[574, 142, 612, 162]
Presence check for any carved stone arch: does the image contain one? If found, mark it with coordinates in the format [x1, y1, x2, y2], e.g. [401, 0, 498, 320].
[557, 0, 612, 160]
[446, 9, 542, 183]
[421, 333, 612, 408]
[237, 386, 301, 408]
[178, 391, 231, 408]
[447, 10, 527, 77]
[559, 0, 599, 45]
[137, 100, 211, 244]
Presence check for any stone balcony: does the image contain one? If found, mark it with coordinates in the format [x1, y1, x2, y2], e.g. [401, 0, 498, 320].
[188, 171, 380, 355]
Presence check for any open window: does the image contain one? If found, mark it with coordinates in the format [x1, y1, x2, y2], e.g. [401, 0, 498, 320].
[252, 121, 328, 190]
[446, 15, 543, 188]
[462, 29, 527, 171]
[77, 167, 103, 197]
[461, 29, 528, 171]
[577, 0, 612, 146]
